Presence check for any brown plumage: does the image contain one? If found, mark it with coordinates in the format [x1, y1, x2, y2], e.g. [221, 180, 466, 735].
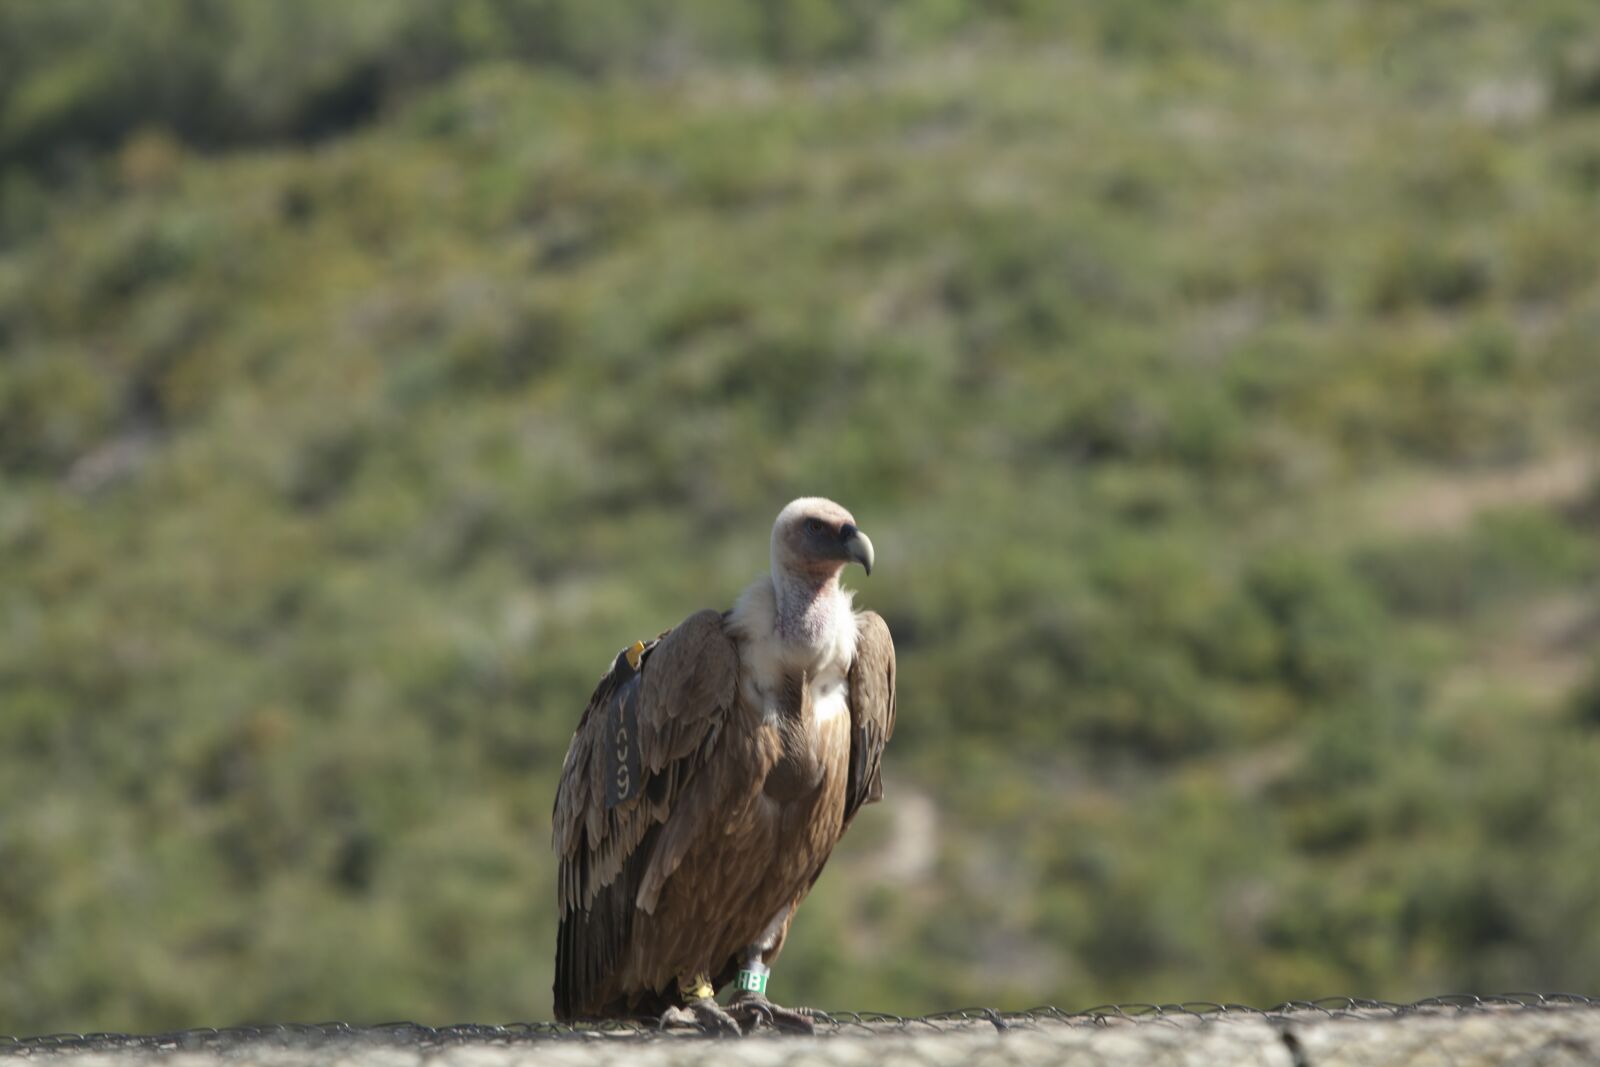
[552, 498, 896, 1024]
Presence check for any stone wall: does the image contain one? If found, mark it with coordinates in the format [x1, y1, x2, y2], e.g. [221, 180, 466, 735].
[13, 1005, 1600, 1067]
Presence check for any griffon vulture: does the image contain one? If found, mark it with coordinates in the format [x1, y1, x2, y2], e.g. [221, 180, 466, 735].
[552, 498, 896, 1034]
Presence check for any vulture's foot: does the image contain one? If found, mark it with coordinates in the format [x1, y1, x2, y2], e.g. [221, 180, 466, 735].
[659, 998, 742, 1038]
[729, 991, 817, 1035]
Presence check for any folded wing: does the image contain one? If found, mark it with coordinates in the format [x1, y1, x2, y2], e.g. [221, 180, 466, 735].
[843, 610, 896, 828]
[551, 609, 740, 1019]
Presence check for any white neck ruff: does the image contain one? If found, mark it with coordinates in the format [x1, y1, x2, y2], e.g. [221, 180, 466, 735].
[728, 571, 858, 689]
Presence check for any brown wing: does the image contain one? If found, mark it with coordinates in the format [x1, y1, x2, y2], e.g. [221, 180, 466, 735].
[551, 608, 739, 1019]
[843, 610, 896, 828]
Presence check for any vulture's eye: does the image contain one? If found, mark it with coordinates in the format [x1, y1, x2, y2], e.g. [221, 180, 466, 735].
[804, 518, 825, 535]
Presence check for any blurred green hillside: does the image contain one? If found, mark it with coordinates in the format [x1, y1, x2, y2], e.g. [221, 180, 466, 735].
[4, 0, 1600, 1034]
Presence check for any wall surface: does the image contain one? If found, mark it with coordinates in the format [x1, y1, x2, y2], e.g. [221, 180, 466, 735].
[11, 1005, 1600, 1067]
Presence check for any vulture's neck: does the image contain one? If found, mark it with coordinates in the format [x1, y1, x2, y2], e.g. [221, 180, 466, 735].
[729, 569, 857, 685]
[772, 567, 845, 650]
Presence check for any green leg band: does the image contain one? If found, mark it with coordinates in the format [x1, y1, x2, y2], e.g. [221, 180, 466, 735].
[734, 965, 769, 995]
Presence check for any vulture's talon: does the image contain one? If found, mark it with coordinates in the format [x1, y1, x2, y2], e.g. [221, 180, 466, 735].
[658, 1005, 695, 1030]
[686, 997, 743, 1038]
[730, 991, 817, 1035]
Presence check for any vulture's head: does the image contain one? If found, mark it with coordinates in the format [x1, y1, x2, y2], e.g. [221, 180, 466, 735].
[771, 497, 875, 581]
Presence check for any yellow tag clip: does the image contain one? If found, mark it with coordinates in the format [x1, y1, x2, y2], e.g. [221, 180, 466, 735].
[679, 974, 715, 1002]
[625, 640, 648, 671]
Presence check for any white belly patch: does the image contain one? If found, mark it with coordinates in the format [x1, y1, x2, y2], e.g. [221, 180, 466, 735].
[810, 675, 849, 725]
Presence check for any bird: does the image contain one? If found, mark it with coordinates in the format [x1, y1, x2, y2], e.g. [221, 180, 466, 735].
[552, 497, 896, 1034]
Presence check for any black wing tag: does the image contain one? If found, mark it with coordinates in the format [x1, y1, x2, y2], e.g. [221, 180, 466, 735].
[605, 657, 645, 810]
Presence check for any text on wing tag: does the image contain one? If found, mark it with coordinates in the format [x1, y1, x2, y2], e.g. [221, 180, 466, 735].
[605, 673, 643, 809]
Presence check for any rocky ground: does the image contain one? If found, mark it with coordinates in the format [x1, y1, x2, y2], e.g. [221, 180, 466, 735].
[9, 1004, 1600, 1067]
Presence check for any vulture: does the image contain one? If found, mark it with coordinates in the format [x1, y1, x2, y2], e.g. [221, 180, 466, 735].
[552, 498, 897, 1034]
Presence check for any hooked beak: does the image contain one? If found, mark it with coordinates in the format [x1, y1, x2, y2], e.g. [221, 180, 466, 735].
[840, 524, 875, 576]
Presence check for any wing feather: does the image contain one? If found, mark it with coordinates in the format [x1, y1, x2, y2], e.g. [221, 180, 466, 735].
[551, 608, 739, 1019]
[844, 610, 896, 828]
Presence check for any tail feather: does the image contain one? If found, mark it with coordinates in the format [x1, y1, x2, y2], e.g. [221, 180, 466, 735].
[553, 825, 661, 1020]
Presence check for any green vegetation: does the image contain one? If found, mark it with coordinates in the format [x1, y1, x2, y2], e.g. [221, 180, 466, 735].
[3, 0, 1600, 1034]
